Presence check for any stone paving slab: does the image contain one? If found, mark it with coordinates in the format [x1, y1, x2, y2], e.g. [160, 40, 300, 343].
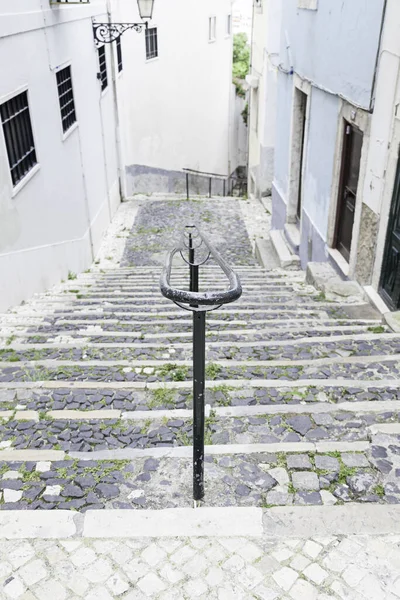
[0, 528, 400, 599]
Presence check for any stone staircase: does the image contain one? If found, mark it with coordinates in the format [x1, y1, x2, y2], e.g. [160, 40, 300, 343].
[0, 259, 399, 512]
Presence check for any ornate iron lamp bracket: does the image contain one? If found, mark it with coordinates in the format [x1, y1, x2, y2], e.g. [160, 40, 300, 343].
[93, 21, 148, 46]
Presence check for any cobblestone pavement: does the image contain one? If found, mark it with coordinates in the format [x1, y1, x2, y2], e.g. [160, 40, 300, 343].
[1, 196, 400, 597]
[1, 533, 400, 599]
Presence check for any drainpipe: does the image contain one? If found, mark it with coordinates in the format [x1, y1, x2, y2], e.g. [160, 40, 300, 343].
[370, 0, 388, 112]
[106, 0, 128, 201]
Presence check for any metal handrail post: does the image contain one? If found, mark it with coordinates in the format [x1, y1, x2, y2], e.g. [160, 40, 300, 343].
[189, 233, 205, 500]
[186, 172, 189, 200]
[193, 309, 205, 501]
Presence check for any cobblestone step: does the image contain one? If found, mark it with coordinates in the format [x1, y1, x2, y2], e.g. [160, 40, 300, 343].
[0, 323, 386, 344]
[0, 438, 395, 510]
[1, 354, 400, 383]
[0, 334, 399, 363]
[0, 326, 389, 347]
[0, 403, 397, 452]
[1, 380, 400, 411]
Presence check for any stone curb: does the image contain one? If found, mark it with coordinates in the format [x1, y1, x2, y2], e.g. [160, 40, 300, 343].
[5, 400, 400, 423]
[0, 441, 368, 463]
[1, 353, 399, 369]
[1, 378, 400, 391]
[1, 505, 400, 539]
[4, 331, 398, 352]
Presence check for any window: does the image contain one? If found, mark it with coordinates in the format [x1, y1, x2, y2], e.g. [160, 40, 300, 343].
[145, 27, 158, 60]
[56, 66, 76, 133]
[227, 15, 232, 35]
[0, 90, 37, 187]
[209, 17, 216, 41]
[298, 0, 318, 9]
[98, 46, 108, 91]
[116, 38, 123, 72]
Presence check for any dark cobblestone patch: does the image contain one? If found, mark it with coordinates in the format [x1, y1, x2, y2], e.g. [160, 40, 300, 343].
[120, 199, 257, 267]
[1, 410, 399, 452]
[2, 360, 400, 383]
[2, 337, 399, 363]
[0, 448, 391, 511]
[4, 384, 400, 413]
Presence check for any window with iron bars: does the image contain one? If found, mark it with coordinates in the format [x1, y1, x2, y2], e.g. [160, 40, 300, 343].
[56, 65, 77, 133]
[145, 27, 158, 60]
[116, 38, 123, 72]
[50, 1, 89, 4]
[98, 46, 108, 91]
[0, 90, 37, 187]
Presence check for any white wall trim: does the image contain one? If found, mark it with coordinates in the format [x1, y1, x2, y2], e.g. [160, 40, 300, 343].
[326, 100, 371, 275]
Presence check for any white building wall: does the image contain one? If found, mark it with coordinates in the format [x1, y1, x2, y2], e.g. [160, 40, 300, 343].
[116, 0, 234, 194]
[0, 0, 120, 311]
[248, 0, 282, 198]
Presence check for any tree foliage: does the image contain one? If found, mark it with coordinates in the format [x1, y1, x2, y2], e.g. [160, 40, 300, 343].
[232, 33, 250, 80]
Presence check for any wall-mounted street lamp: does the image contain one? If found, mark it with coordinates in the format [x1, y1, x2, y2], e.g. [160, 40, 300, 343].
[93, 0, 155, 45]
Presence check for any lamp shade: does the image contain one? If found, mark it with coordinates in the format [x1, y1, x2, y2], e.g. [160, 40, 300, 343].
[137, 0, 154, 19]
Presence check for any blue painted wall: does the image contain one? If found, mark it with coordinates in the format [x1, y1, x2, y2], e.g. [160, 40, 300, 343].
[303, 88, 339, 240]
[272, 0, 385, 266]
[280, 0, 385, 109]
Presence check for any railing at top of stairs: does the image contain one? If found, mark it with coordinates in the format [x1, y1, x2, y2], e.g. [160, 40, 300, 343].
[183, 168, 247, 199]
[160, 225, 242, 502]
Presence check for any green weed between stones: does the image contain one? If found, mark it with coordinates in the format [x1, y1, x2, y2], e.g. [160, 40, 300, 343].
[205, 363, 222, 380]
[158, 363, 188, 381]
[373, 484, 385, 498]
[0, 349, 20, 362]
[148, 388, 175, 409]
[68, 271, 77, 281]
[5, 335, 16, 346]
[212, 384, 233, 406]
[368, 326, 385, 334]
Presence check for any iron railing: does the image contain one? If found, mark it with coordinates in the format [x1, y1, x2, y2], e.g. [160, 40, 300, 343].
[160, 226, 242, 501]
[183, 168, 247, 199]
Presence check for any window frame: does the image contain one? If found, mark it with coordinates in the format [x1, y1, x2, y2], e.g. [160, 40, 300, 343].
[0, 87, 38, 189]
[55, 64, 77, 134]
[116, 37, 123, 73]
[98, 45, 108, 91]
[209, 16, 216, 42]
[226, 14, 232, 36]
[145, 27, 158, 61]
[298, 0, 318, 9]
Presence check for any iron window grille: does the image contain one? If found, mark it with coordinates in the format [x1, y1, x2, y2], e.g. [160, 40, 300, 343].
[116, 38, 123, 72]
[50, 1, 89, 4]
[145, 27, 158, 60]
[0, 91, 37, 187]
[98, 46, 108, 90]
[56, 66, 77, 133]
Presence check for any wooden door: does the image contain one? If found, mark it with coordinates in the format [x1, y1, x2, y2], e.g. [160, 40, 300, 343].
[335, 123, 363, 262]
[380, 156, 400, 309]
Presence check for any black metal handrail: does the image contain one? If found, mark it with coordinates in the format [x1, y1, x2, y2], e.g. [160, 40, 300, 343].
[183, 168, 247, 199]
[160, 227, 242, 309]
[160, 226, 242, 502]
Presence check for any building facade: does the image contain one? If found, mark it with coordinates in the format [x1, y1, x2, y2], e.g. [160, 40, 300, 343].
[116, 0, 236, 194]
[266, 0, 400, 314]
[0, 0, 236, 311]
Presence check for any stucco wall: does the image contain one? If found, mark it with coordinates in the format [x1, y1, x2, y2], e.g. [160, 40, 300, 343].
[303, 88, 339, 241]
[117, 0, 234, 194]
[0, 1, 120, 311]
[280, 0, 385, 110]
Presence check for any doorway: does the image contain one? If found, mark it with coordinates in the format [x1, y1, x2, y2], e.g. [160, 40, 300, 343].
[296, 90, 307, 224]
[380, 156, 400, 309]
[334, 122, 363, 262]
